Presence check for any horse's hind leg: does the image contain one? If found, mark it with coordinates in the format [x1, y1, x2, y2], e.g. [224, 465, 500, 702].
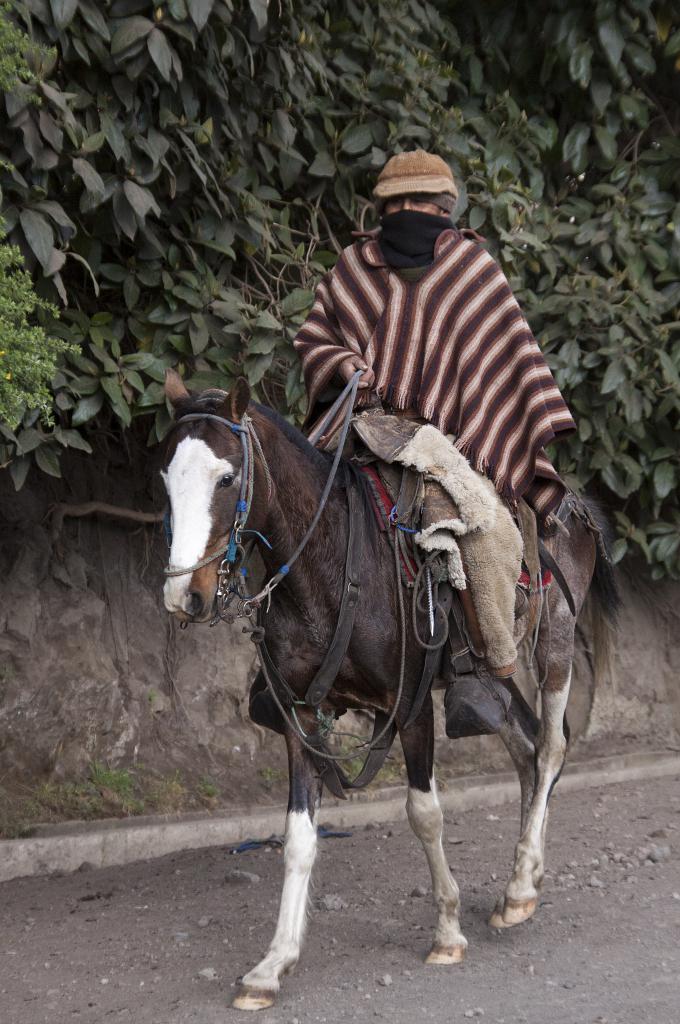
[233, 730, 322, 1011]
[488, 682, 539, 927]
[498, 680, 539, 832]
[400, 697, 468, 965]
[493, 603, 573, 929]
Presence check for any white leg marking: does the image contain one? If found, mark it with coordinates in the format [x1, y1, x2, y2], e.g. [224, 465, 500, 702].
[406, 779, 467, 958]
[241, 810, 318, 993]
[161, 436, 238, 611]
[505, 668, 571, 909]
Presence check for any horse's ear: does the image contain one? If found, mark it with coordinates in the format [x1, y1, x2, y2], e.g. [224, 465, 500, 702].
[228, 377, 251, 421]
[164, 368, 189, 408]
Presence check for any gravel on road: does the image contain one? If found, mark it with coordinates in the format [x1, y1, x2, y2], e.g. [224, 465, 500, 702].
[1, 774, 678, 1024]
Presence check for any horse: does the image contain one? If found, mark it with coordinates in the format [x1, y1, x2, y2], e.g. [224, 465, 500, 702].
[160, 370, 620, 1011]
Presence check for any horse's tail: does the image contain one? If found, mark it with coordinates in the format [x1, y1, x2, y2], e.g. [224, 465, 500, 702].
[579, 494, 623, 683]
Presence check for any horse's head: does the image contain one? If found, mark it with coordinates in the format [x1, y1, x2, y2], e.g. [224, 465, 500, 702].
[161, 369, 251, 622]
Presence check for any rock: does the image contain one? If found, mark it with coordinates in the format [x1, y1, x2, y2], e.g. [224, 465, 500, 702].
[225, 869, 261, 885]
[317, 894, 348, 912]
[198, 967, 217, 981]
[378, 974, 392, 987]
[197, 916, 211, 928]
[588, 875, 604, 889]
[648, 843, 671, 864]
[410, 885, 428, 898]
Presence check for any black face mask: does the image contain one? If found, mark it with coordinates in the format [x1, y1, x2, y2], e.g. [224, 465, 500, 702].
[378, 210, 451, 269]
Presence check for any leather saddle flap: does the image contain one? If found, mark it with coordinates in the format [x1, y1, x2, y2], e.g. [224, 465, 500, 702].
[352, 411, 421, 464]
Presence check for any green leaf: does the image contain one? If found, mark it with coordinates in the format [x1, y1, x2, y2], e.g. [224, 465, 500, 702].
[469, 206, 486, 230]
[658, 350, 680, 388]
[593, 126, 617, 162]
[148, 28, 173, 81]
[54, 427, 93, 452]
[610, 538, 628, 564]
[101, 377, 132, 426]
[9, 457, 30, 492]
[254, 310, 281, 330]
[308, 151, 335, 178]
[340, 124, 373, 155]
[50, 0, 78, 30]
[601, 360, 626, 393]
[664, 29, 680, 57]
[19, 209, 55, 272]
[72, 393, 104, 426]
[187, 0, 214, 31]
[111, 17, 155, 56]
[653, 461, 676, 500]
[72, 157, 105, 200]
[569, 41, 593, 88]
[81, 131, 106, 154]
[280, 288, 314, 316]
[123, 180, 161, 220]
[34, 444, 61, 477]
[248, 0, 268, 29]
[245, 352, 274, 385]
[598, 18, 625, 69]
[562, 123, 590, 173]
[16, 427, 44, 454]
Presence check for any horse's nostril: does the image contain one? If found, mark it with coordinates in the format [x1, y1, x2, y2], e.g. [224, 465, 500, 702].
[186, 591, 203, 617]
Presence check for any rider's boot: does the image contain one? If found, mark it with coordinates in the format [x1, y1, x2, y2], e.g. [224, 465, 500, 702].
[444, 660, 512, 739]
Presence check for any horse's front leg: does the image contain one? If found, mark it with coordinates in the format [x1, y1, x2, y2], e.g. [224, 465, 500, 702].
[400, 697, 468, 965]
[233, 728, 322, 1011]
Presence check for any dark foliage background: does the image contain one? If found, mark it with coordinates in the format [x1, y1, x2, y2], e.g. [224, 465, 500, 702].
[1, 0, 679, 577]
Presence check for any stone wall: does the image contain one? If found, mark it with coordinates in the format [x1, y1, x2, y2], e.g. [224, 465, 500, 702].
[1, 452, 678, 811]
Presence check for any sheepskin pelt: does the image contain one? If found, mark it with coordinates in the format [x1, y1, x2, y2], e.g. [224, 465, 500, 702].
[392, 427, 524, 675]
[394, 424, 499, 536]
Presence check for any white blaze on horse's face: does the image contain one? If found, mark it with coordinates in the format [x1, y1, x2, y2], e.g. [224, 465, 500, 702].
[162, 435, 240, 615]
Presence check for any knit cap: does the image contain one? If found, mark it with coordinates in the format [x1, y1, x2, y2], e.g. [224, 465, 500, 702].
[373, 150, 458, 203]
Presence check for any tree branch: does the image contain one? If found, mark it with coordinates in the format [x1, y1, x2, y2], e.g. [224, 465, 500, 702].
[49, 502, 163, 541]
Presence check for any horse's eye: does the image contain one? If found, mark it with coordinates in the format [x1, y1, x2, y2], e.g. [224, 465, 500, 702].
[219, 474, 234, 489]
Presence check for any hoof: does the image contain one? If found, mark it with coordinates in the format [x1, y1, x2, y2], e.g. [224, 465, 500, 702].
[489, 896, 537, 929]
[232, 986, 276, 1011]
[425, 943, 466, 965]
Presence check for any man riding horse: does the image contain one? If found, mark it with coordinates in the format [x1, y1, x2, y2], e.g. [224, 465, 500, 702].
[293, 149, 577, 740]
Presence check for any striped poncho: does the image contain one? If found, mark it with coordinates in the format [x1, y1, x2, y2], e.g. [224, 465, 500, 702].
[293, 227, 576, 528]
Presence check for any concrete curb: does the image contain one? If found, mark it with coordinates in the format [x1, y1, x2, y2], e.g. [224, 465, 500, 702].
[1, 750, 678, 884]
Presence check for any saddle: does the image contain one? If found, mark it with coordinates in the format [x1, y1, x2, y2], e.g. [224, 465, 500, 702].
[350, 410, 547, 643]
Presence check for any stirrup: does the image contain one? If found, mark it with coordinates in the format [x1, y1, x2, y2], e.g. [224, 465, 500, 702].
[444, 668, 512, 739]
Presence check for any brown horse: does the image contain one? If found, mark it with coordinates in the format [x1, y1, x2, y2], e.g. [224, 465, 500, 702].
[160, 372, 620, 1011]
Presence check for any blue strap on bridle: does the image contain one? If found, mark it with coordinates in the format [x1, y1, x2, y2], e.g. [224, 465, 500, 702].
[163, 506, 173, 548]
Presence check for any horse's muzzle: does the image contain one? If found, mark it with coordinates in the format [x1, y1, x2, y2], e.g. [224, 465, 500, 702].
[164, 584, 213, 622]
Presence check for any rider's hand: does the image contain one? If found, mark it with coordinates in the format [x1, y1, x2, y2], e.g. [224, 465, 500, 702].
[338, 354, 375, 390]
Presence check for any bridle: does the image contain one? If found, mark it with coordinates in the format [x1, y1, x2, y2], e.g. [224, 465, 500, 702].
[162, 372, 362, 625]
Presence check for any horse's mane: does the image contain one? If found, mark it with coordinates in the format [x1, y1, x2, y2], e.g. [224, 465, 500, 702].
[172, 389, 374, 538]
[253, 402, 335, 474]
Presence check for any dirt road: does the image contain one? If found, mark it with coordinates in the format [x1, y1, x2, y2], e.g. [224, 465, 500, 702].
[1, 774, 678, 1024]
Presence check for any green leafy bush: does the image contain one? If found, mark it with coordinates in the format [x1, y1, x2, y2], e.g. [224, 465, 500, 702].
[0, 0, 678, 577]
[0, 225, 69, 430]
